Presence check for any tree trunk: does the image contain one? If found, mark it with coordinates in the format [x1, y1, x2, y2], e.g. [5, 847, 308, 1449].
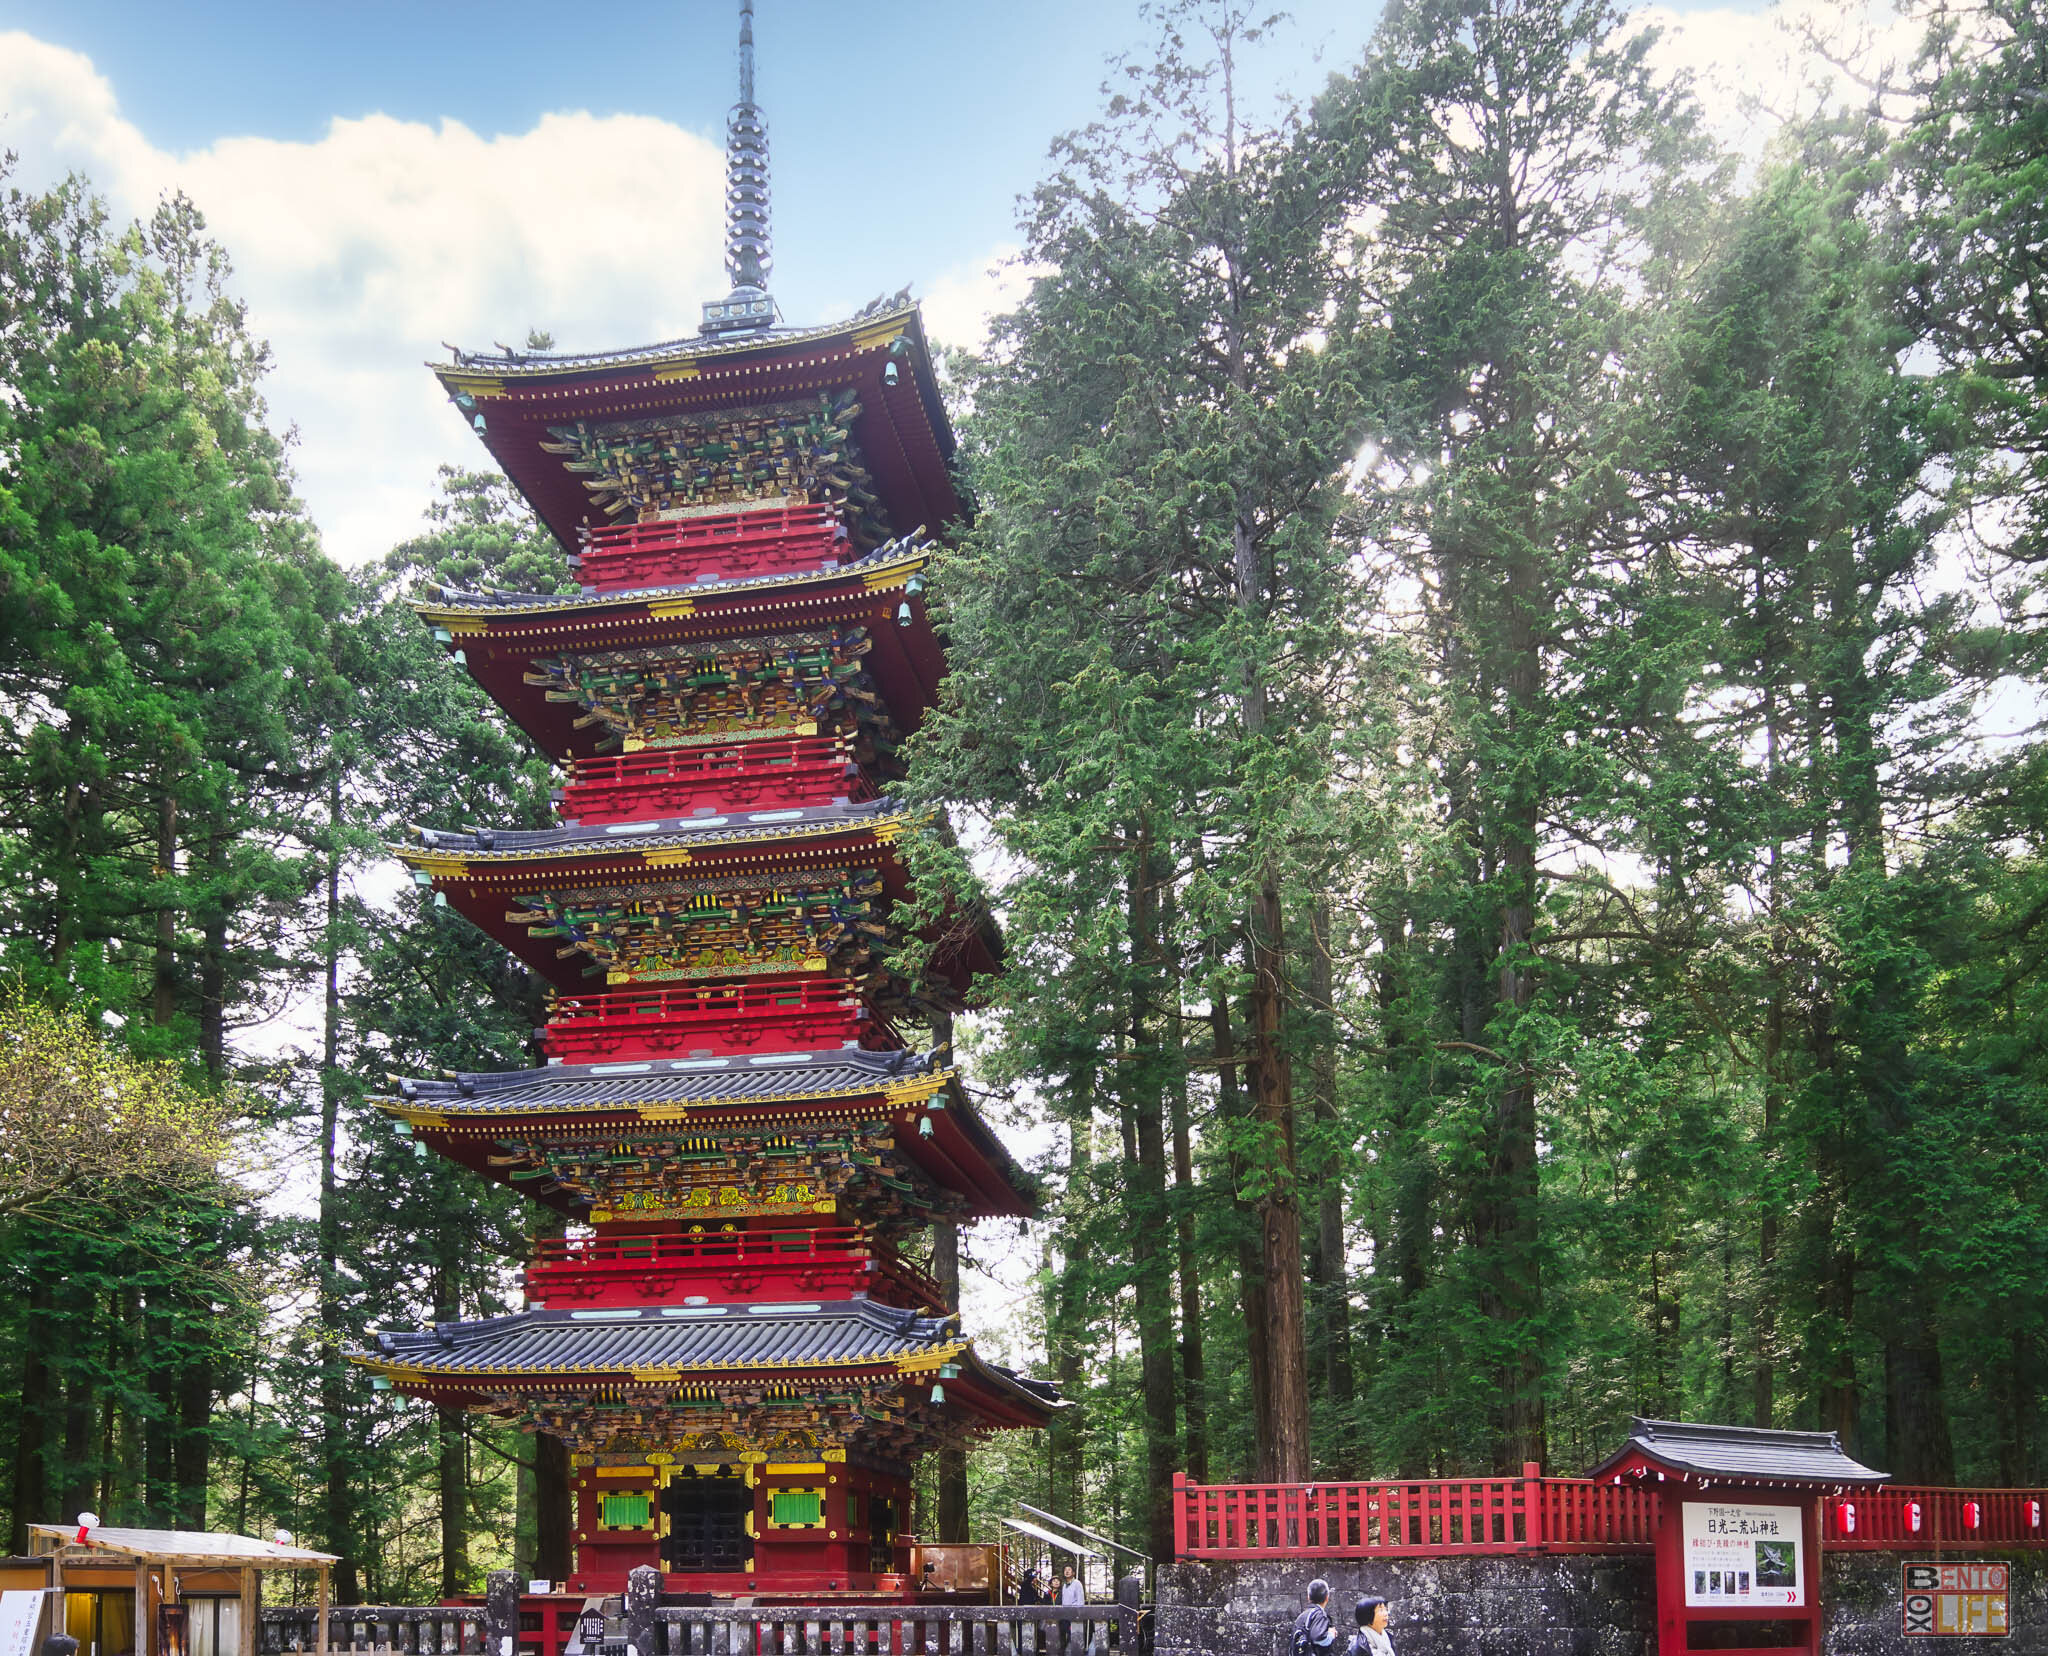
[154, 789, 179, 1027]
[1159, 864, 1208, 1480]
[1168, 1020, 1208, 1485]
[1047, 1102, 1091, 1522]
[174, 1336, 212, 1528]
[931, 1216, 969, 1542]
[1124, 828, 1182, 1563]
[199, 835, 229, 1083]
[1302, 901, 1354, 1467]
[12, 1281, 52, 1552]
[438, 1407, 470, 1595]
[435, 1226, 470, 1594]
[1213, 974, 1274, 1479]
[1477, 534, 1547, 1473]
[1754, 566, 1784, 1430]
[145, 1304, 178, 1519]
[316, 774, 361, 1603]
[1246, 882, 1311, 1481]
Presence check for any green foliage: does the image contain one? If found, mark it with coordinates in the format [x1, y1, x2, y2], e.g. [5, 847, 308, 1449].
[8, 0, 2048, 1589]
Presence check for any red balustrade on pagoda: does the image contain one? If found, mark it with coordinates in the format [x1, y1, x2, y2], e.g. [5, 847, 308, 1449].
[557, 737, 873, 824]
[539, 976, 899, 1064]
[574, 504, 849, 592]
[525, 1228, 945, 1313]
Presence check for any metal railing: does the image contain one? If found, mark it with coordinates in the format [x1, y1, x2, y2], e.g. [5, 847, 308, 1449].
[652, 1604, 1141, 1656]
[261, 1609, 485, 1655]
[263, 1600, 1142, 1656]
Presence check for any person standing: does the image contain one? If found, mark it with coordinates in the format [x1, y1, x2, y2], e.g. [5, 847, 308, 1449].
[1059, 1564, 1086, 1654]
[1349, 1598, 1394, 1656]
[1018, 1565, 1045, 1653]
[1292, 1581, 1338, 1656]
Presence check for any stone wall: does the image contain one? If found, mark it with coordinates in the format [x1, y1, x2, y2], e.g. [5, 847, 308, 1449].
[1155, 1553, 2048, 1656]
[1154, 1556, 1656, 1656]
[1824, 1553, 2048, 1656]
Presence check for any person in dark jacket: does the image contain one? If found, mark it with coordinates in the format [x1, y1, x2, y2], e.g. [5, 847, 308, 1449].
[1348, 1597, 1393, 1656]
[1018, 1568, 1045, 1652]
[1292, 1580, 1338, 1656]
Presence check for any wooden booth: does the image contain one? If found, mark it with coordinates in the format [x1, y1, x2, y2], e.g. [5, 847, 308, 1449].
[24, 1527, 338, 1656]
[1591, 1419, 1888, 1656]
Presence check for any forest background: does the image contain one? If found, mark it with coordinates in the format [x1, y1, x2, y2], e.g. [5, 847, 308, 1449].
[3, 0, 2047, 1604]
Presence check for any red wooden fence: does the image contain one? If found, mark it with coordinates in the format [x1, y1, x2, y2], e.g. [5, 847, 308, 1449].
[1826, 1486, 2048, 1550]
[1172, 1472, 2048, 1560]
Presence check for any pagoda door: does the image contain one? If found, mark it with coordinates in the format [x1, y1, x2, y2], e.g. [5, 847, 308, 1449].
[660, 1467, 751, 1572]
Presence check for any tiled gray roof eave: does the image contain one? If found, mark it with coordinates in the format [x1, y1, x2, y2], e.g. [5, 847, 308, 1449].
[434, 307, 917, 379]
[360, 1299, 954, 1375]
[416, 536, 925, 615]
[382, 1047, 938, 1112]
[411, 796, 899, 856]
[1592, 1417, 1890, 1484]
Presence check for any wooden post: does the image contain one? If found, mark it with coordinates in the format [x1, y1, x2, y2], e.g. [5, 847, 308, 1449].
[135, 1559, 151, 1656]
[317, 1566, 331, 1656]
[240, 1569, 258, 1656]
[1522, 1460, 1545, 1551]
[48, 1542, 66, 1651]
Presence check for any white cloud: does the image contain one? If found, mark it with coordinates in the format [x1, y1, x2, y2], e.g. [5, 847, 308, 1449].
[0, 4, 1930, 566]
[1635, 1, 1928, 164]
[920, 241, 1034, 354]
[1, 31, 729, 565]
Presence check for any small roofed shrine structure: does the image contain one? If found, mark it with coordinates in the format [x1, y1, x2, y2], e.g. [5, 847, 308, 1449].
[349, 1, 1056, 1604]
[26, 1523, 338, 1656]
[1590, 1418, 1889, 1656]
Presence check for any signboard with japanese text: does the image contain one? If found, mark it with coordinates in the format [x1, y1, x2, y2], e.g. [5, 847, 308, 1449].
[1681, 1502, 1805, 1608]
[1904, 1563, 2010, 1637]
[0, 1591, 49, 1656]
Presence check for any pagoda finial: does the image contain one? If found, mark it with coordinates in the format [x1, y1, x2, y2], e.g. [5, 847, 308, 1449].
[703, 0, 777, 336]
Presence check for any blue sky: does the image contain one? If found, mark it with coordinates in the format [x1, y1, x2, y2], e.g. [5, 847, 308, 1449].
[4, 0, 1394, 329]
[0, 0, 1814, 567]
[2, 0, 1778, 332]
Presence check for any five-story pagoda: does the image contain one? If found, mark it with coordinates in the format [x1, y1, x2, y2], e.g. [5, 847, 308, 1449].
[350, 4, 1056, 1601]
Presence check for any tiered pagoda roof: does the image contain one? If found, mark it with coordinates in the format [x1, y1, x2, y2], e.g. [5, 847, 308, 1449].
[371, 1046, 1034, 1222]
[362, 1300, 1056, 1460]
[350, 7, 1052, 1594]
[432, 302, 959, 553]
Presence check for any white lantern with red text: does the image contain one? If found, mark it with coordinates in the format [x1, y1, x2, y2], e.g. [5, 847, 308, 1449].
[1906, 1501, 1924, 1535]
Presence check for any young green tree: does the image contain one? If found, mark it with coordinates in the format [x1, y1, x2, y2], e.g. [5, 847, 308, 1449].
[1335, 0, 1706, 1470]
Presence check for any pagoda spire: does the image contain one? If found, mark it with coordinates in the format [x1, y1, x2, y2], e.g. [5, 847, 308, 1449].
[702, 0, 778, 336]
